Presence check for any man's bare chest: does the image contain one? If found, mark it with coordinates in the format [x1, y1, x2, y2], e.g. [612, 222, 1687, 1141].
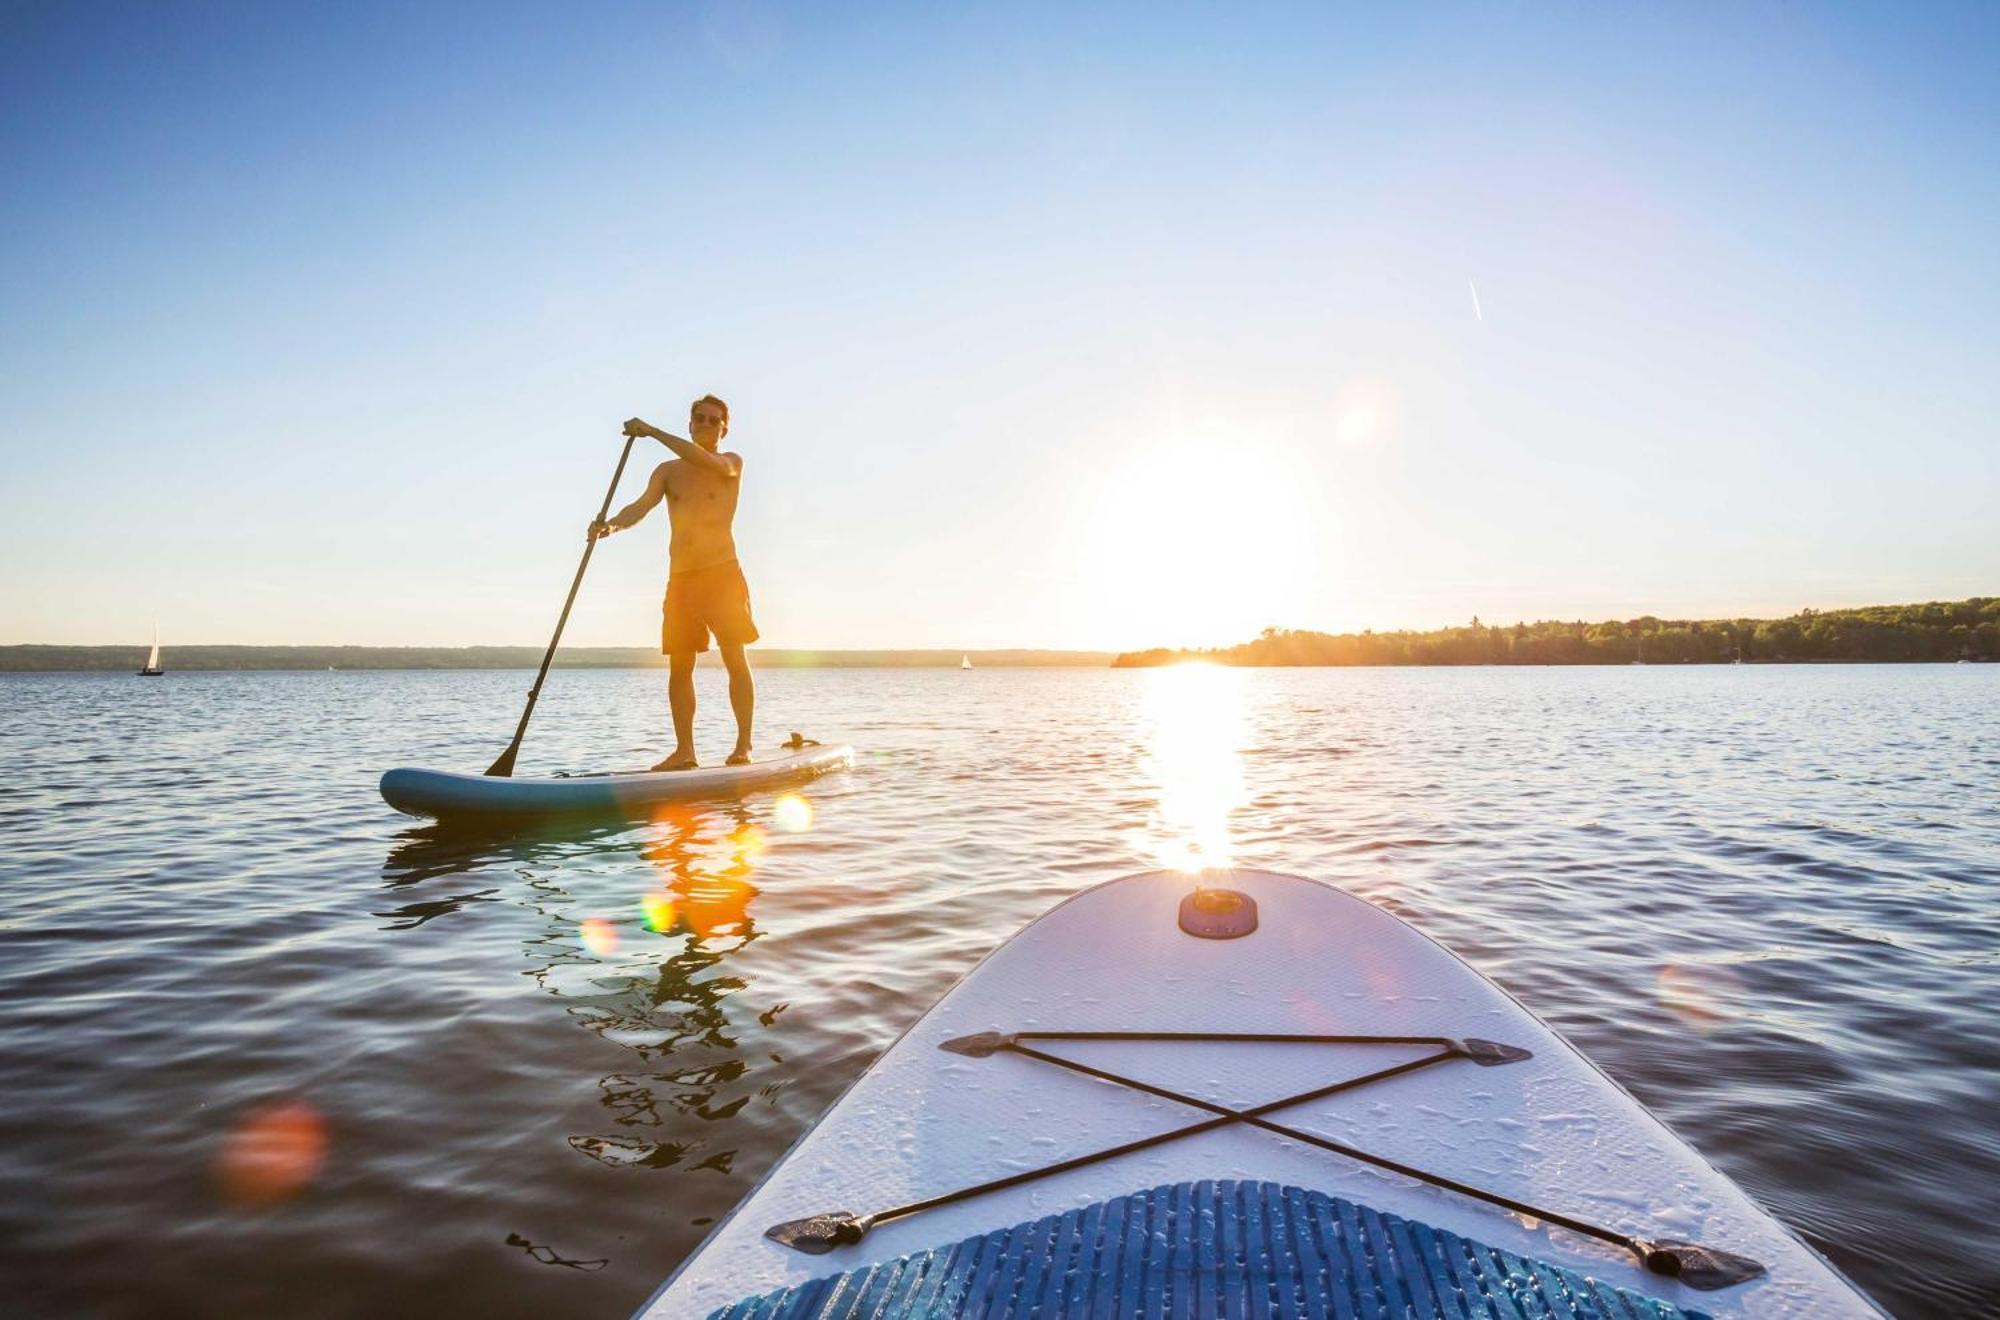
[665, 468, 738, 517]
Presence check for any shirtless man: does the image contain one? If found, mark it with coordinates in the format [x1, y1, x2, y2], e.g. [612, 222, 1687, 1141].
[589, 395, 758, 769]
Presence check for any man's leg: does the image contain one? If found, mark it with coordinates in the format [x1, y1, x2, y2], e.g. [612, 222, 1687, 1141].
[718, 640, 755, 764]
[655, 649, 699, 770]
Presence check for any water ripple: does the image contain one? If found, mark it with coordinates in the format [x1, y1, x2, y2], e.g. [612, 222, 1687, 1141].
[0, 664, 1994, 1316]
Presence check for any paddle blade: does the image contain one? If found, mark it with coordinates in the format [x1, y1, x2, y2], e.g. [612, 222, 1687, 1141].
[485, 742, 520, 777]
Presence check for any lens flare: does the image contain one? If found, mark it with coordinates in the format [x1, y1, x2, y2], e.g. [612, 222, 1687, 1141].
[729, 823, 769, 863]
[218, 1099, 327, 1206]
[580, 917, 620, 957]
[1657, 963, 1746, 1033]
[640, 893, 679, 934]
[772, 793, 813, 833]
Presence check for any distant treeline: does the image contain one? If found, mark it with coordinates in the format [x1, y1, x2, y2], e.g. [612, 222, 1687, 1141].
[0, 645, 1113, 673]
[1113, 598, 1999, 668]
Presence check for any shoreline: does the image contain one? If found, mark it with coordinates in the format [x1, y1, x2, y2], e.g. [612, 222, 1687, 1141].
[1114, 597, 1997, 668]
[0, 645, 1114, 673]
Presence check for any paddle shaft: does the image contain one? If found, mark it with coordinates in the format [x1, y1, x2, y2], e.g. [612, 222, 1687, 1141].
[486, 433, 640, 776]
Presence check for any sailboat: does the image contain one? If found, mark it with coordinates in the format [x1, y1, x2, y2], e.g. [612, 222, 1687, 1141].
[139, 623, 164, 677]
[960, 654, 973, 670]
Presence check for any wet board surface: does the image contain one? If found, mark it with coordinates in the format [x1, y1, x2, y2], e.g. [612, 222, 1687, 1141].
[638, 869, 1881, 1318]
[378, 743, 852, 822]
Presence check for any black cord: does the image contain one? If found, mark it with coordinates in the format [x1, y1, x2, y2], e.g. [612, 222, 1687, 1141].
[764, 1028, 1765, 1290]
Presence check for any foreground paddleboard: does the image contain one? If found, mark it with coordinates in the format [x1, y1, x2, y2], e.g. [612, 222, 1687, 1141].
[379, 743, 852, 823]
[640, 869, 1880, 1318]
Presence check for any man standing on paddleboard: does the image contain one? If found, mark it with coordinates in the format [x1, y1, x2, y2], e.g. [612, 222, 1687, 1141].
[588, 395, 758, 769]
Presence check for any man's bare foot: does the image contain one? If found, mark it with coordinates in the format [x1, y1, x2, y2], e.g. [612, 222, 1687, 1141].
[651, 752, 698, 772]
[725, 747, 752, 766]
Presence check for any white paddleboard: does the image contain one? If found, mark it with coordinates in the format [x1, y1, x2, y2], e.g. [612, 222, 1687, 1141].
[379, 742, 852, 823]
[638, 869, 1880, 1318]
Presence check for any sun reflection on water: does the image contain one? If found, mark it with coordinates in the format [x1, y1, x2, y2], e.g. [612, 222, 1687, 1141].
[1136, 662, 1249, 872]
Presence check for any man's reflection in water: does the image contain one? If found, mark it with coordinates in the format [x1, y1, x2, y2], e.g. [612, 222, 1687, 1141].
[572, 804, 772, 1168]
[378, 800, 799, 1174]
[638, 803, 763, 943]
[582, 805, 772, 1171]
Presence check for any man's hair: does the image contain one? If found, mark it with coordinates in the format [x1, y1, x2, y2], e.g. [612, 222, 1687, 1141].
[691, 394, 730, 427]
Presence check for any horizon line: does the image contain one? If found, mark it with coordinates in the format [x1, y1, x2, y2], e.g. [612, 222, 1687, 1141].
[5, 590, 1994, 656]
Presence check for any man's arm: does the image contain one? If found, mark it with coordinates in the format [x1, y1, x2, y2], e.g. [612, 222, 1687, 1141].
[590, 462, 669, 539]
[625, 418, 743, 477]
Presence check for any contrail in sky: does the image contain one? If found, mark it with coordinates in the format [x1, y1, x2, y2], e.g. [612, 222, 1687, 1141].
[1468, 278, 1483, 322]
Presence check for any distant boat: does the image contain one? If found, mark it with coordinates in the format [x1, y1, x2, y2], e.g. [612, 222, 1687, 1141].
[139, 623, 164, 677]
[961, 655, 973, 670]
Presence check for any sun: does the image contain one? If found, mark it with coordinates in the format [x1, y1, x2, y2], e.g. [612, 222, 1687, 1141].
[1332, 380, 1398, 449]
[1081, 435, 1319, 648]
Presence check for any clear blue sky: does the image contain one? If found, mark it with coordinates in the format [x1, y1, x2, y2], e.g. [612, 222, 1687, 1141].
[3, 2, 1995, 650]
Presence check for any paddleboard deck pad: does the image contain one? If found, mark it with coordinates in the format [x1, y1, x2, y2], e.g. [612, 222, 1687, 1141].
[639, 870, 1881, 1318]
[379, 743, 851, 822]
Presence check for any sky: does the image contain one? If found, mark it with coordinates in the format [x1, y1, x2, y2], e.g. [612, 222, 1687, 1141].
[2, 1, 1995, 652]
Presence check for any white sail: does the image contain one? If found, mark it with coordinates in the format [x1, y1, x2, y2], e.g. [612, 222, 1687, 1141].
[146, 622, 161, 671]
[960, 654, 972, 669]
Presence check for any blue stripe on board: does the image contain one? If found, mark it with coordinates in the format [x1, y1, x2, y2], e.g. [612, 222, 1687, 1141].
[707, 1181, 1711, 1320]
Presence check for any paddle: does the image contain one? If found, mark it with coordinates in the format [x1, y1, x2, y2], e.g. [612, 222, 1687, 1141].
[485, 433, 640, 776]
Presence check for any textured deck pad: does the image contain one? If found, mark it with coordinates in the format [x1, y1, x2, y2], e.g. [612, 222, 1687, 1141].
[711, 1180, 1708, 1320]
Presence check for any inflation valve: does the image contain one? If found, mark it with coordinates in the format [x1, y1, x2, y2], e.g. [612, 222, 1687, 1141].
[1178, 886, 1258, 939]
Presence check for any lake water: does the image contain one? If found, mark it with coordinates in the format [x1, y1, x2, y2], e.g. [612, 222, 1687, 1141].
[0, 665, 1993, 1317]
